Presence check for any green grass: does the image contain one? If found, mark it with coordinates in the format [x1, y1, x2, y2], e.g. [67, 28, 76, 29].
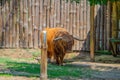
[0, 73, 13, 77]
[0, 57, 96, 79]
[95, 50, 112, 55]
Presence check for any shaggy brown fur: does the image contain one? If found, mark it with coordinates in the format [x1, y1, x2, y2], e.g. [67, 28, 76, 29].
[41, 27, 74, 65]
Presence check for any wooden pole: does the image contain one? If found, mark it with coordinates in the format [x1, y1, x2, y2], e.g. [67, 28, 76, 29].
[40, 31, 47, 80]
[106, 0, 111, 50]
[90, 4, 95, 62]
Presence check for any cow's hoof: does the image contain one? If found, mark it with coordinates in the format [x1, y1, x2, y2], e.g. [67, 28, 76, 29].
[59, 63, 65, 66]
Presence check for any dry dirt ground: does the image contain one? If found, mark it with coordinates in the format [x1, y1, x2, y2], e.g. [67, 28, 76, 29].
[0, 49, 120, 80]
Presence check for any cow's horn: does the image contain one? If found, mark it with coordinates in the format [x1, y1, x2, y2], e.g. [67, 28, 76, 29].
[73, 36, 84, 41]
[53, 37, 63, 41]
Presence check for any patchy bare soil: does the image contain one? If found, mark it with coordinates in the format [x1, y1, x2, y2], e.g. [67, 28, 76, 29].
[0, 49, 38, 58]
[0, 76, 39, 80]
[0, 49, 120, 80]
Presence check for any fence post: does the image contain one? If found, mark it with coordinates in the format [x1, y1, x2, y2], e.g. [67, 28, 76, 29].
[40, 31, 47, 80]
[90, 4, 95, 62]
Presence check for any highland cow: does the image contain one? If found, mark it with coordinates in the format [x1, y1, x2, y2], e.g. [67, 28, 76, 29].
[41, 27, 74, 65]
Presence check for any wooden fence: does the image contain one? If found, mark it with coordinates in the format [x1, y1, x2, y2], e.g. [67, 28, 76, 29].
[0, 0, 118, 51]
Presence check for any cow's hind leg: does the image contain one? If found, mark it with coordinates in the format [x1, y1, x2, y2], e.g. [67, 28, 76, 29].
[60, 53, 65, 66]
[56, 56, 61, 65]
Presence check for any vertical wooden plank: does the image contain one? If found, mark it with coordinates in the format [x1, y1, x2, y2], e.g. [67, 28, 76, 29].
[56, 0, 60, 27]
[23, 0, 28, 48]
[95, 5, 100, 50]
[12, 0, 16, 48]
[103, 5, 107, 50]
[76, 3, 80, 50]
[40, 31, 47, 80]
[5, 1, 9, 48]
[0, 0, 3, 47]
[28, 0, 33, 48]
[81, 0, 84, 41]
[1, 0, 6, 48]
[38, 0, 43, 47]
[69, 2, 73, 35]
[94, 5, 97, 51]
[111, 1, 117, 56]
[0, 1, 2, 47]
[86, 1, 90, 51]
[53, 0, 57, 27]
[15, 1, 19, 48]
[31, 0, 35, 48]
[42, 0, 47, 29]
[117, 1, 120, 37]
[106, 1, 111, 50]
[36, 0, 40, 48]
[83, 0, 87, 51]
[13, 0, 19, 48]
[63, 0, 67, 29]
[37, 0, 40, 48]
[46, 0, 50, 27]
[79, 0, 84, 50]
[49, 0, 55, 28]
[50, 0, 56, 27]
[90, 4, 95, 61]
[9, 0, 13, 48]
[19, 0, 24, 48]
[34, 0, 39, 48]
[99, 5, 103, 50]
[66, 0, 70, 32]
[60, 0, 64, 27]
[102, 5, 105, 50]
[72, 1, 76, 50]
[39, 0, 43, 30]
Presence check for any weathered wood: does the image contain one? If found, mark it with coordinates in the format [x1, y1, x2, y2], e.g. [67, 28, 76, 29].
[95, 5, 100, 50]
[16, 1, 19, 48]
[66, 0, 70, 33]
[83, 0, 87, 50]
[53, 0, 57, 27]
[40, 31, 47, 80]
[111, 1, 117, 56]
[90, 5, 95, 61]
[100, 5, 103, 50]
[0, 0, 117, 52]
[19, 0, 24, 48]
[12, 0, 17, 48]
[0, 1, 2, 47]
[39, 0, 43, 47]
[23, 0, 28, 48]
[56, 0, 60, 27]
[5, 2, 9, 48]
[46, 0, 50, 27]
[42, 0, 47, 29]
[1, 0, 6, 48]
[86, 1, 90, 51]
[49, 0, 54, 28]
[28, 0, 33, 48]
[34, 0, 39, 48]
[76, 3, 80, 50]
[31, 0, 35, 48]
